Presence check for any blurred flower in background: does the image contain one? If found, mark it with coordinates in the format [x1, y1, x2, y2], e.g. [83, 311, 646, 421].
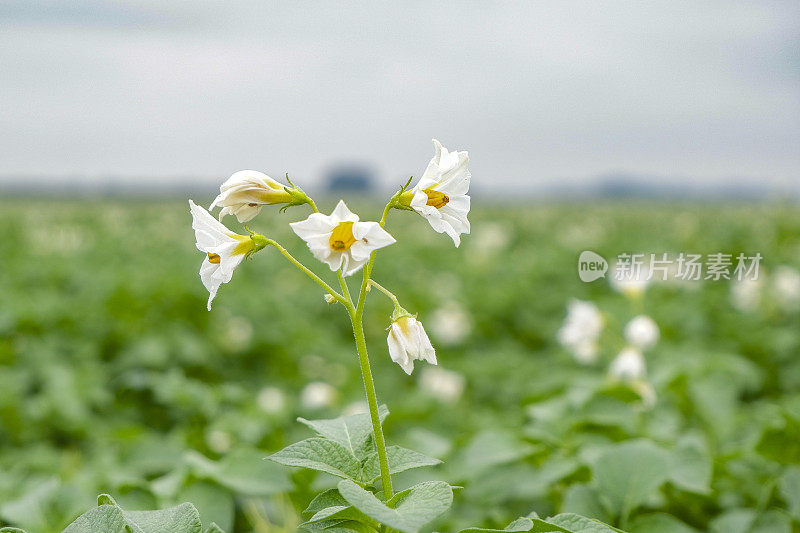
[419, 367, 466, 404]
[300, 381, 337, 410]
[557, 299, 604, 364]
[624, 315, 660, 351]
[430, 302, 472, 346]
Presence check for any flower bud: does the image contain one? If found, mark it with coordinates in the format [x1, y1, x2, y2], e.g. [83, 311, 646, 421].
[211, 170, 307, 222]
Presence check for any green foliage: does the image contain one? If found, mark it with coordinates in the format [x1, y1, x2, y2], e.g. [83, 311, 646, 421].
[1, 200, 800, 531]
[60, 493, 217, 533]
[337, 479, 453, 533]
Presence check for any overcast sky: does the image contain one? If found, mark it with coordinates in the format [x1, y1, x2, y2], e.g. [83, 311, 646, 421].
[1, 1, 798, 192]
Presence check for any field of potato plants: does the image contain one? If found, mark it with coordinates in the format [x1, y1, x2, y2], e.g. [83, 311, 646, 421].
[1, 197, 799, 532]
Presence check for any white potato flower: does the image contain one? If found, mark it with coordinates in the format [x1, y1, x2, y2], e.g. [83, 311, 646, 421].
[624, 315, 660, 350]
[430, 302, 471, 346]
[557, 299, 604, 364]
[609, 347, 646, 381]
[290, 200, 395, 276]
[210, 170, 297, 223]
[610, 263, 651, 298]
[190, 200, 265, 310]
[402, 139, 470, 247]
[301, 381, 337, 410]
[773, 266, 800, 311]
[257, 386, 287, 414]
[419, 367, 465, 403]
[731, 277, 763, 312]
[387, 315, 437, 375]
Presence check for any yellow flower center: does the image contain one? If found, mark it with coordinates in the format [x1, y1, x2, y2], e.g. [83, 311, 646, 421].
[329, 221, 356, 251]
[207, 253, 221, 264]
[424, 188, 449, 209]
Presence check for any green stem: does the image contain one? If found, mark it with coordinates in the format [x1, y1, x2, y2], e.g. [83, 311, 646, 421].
[265, 239, 344, 303]
[350, 309, 393, 501]
[368, 280, 401, 309]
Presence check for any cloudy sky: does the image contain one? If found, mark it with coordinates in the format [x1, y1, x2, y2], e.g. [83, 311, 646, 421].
[1, 1, 798, 192]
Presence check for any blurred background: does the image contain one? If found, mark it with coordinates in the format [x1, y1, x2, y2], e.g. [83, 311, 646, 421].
[1, 2, 799, 532]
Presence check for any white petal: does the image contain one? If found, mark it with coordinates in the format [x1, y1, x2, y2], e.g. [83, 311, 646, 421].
[330, 200, 359, 224]
[290, 213, 336, 241]
[190, 200, 235, 242]
[445, 194, 470, 214]
[220, 170, 273, 191]
[348, 241, 373, 262]
[431, 138, 444, 166]
[230, 203, 262, 223]
[388, 328, 414, 375]
[321, 250, 346, 273]
[341, 254, 369, 276]
[352, 222, 396, 249]
[438, 164, 470, 196]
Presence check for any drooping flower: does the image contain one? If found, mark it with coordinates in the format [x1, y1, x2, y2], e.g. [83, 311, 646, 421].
[400, 139, 470, 247]
[210, 170, 303, 223]
[290, 200, 395, 276]
[609, 347, 646, 380]
[189, 200, 266, 310]
[387, 315, 437, 375]
[623, 315, 660, 350]
[557, 299, 604, 364]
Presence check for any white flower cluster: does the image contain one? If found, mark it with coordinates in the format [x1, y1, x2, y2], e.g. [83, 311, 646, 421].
[557, 298, 660, 406]
[189, 139, 472, 376]
[557, 300, 604, 364]
[731, 266, 800, 313]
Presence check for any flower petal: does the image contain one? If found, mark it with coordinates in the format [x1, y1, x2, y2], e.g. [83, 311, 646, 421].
[330, 200, 359, 224]
[290, 213, 336, 241]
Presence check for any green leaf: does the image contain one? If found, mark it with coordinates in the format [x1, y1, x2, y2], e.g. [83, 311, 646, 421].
[668, 435, 712, 494]
[304, 489, 351, 517]
[459, 517, 534, 532]
[749, 510, 791, 533]
[531, 514, 625, 533]
[298, 406, 389, 458]
[63, 496, 203, 533]
[0, 478, 60, 532]
[302, 504, 379, 530]
[204, 524, 226, 533]
[269, 438, 363, 480]
[708, 508, 756, 533]
[186, 448, 292, 496]
[0, 528, 28, 533]
[560, 485, 611, 524]
[778, 466, 800, 520]
[456, 430, 537, 479]
[177, 481, 234, 533]
[123, 503, 203, 533]
[593, 440, 671, 520]
[337, 479, 453, 533]
[321, 521, 377, 532]
[362, 446, 442, 483]
[62, 505, 128, 533]
[628, 513, 698, 533]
